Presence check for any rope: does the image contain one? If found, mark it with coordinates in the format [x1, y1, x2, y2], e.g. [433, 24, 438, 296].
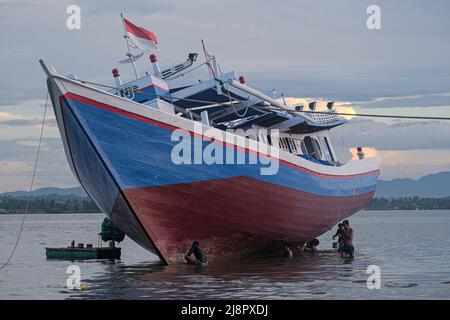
[0, 93, 48, 271]
[217, 63, 249, 118]
[224, 83, 249, 118]
[72, 78, 450, 121]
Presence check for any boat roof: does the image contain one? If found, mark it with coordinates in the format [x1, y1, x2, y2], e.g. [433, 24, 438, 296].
[169, 84, 347, 133]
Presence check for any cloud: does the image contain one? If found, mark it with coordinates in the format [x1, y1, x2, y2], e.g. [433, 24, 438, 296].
[354, 92, 450, 108]
[375, 149, 450, 180]
[0, 111, 55, 127]
[0, 2, 44, 9]
[0, 137, 78, 191]
[0, 137, 62, 160]
[0, 118, 43, 126]
[349, 147, 378, 161]
[0, 160, 32, 174]
[0, 88, 47, 106]
[330, 118, 450, 151]
[77, 0, 175, 16]
[277, 97, 357, 120]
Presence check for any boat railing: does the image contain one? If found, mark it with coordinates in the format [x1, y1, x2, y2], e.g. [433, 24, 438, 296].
[307, 112, 340, 124]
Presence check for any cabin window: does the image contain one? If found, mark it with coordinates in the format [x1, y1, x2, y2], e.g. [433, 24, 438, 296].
[284, 138, 290, 152]
[279, 138, 287, 150]
[267, 135, 272, 146]
[312, 139, 322, 159]
[295, 140, 303, 154]
[277, 137, 305, 155]
[288, 139, 299, 154]
[304, 136, 322, 160]
[285, 138, 293, 153]
[260, 135, 266, 143]
[300, 140, 308, 155]
[320, 137, 334, 161]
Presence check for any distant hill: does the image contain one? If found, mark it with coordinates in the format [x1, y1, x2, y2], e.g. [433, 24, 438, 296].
[375, 172, 450, 198]
[2, 171, 450, 199]
[1, 187, 87, 198]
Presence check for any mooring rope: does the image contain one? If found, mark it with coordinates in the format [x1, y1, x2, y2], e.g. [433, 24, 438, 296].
[0, 93, 48, 271]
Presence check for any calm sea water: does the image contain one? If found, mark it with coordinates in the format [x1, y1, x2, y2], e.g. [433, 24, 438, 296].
[0, 210, 449, 300]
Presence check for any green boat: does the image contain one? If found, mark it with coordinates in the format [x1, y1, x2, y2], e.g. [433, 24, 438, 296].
[45, 218, 124, 260]
[45, 247, 121, 260]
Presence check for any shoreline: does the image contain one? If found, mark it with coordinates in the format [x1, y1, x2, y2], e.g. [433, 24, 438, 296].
[2, 209, 450, 215]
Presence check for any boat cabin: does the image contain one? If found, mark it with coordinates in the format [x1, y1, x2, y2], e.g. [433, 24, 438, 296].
[109, 52, 347, 166]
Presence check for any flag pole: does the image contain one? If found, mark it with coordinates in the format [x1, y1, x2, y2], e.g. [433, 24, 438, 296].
[120, 13, 139, 79]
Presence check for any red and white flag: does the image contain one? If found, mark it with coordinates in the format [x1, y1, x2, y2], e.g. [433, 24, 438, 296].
[123, 18, 158, 51]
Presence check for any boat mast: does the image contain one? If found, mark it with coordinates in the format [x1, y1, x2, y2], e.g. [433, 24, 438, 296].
[120, 13, 139, 80]
[201, 39, 215, 79]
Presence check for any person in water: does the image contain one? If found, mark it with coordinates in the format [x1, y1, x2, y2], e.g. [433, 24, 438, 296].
[341, 220, 355, 258]
[185, 241, 208, 265]
[283, 242, 293, 258]
[304, 238, 319, 252]
[332, 223, 345, 254]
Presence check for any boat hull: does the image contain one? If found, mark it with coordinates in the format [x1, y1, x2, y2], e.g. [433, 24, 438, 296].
[124, 176, 374, 261]
[46, 74, 379, 264]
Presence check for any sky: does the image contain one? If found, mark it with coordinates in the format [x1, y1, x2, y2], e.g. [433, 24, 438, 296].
[0, 0, 450, 191]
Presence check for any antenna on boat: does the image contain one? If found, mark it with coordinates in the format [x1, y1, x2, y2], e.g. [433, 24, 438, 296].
[281, 93, 287, 106]
[120, 13, 139, 79]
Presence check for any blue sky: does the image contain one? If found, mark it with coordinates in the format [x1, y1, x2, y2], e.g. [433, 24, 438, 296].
[0, 0, 450, 191]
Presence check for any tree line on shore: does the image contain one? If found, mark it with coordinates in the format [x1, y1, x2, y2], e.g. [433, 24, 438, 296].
[1, 195, 450, 214]
[365, 196, 450, 210]
[0, 195, 99, 214]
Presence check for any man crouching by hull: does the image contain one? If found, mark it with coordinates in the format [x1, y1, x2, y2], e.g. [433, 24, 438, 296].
[185, 241, 208, 265]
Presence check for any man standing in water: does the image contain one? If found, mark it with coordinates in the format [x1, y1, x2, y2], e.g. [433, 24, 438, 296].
[341, 220, 354, 258]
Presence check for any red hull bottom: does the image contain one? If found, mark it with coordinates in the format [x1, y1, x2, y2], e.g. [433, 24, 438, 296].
[123, 176, 373, 263]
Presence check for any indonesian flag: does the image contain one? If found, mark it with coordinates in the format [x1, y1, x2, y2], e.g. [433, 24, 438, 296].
[123, 18, 158, 51]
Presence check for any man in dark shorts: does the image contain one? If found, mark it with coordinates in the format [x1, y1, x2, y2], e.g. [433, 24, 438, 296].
[341, 220, 354, 258]
[185, 241, 208, 265]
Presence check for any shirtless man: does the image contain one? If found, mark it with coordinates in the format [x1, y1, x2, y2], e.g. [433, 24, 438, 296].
[283, 242, 293, 258]
[341, 220, 354, 258]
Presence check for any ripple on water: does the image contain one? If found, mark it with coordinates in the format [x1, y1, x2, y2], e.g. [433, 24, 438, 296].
[385, 282, 418, 288]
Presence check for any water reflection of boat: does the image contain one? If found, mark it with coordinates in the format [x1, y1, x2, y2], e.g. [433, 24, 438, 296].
[40, 18, 378, 265]
[66, 251, 366, 299]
